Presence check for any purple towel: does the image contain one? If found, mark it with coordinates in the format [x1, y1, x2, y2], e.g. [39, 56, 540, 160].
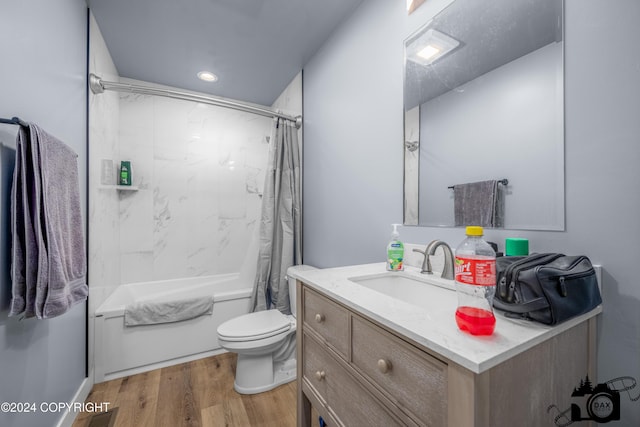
[9, 124, 87, 319]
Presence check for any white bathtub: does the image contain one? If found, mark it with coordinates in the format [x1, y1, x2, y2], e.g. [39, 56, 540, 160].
[94, 274, 252, 382]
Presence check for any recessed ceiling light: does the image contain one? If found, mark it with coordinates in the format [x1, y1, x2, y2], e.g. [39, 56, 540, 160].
[417, 45, 441, 60]
[408, 29, 460, 66]
[197, 71, 218, 82]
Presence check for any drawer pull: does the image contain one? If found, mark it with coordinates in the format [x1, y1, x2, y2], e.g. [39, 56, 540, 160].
[315, 370, 326, 381]
[377, 359, 392, 374]
[315, 313, 325, 323]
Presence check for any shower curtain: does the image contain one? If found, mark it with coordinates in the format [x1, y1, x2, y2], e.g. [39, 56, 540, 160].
[250, 118, 301, 314]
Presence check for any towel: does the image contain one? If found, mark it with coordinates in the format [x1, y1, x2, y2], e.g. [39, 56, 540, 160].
[124, 296, 214, 326]
[453, 180, 504, 228]
[9, 124, 87, 319]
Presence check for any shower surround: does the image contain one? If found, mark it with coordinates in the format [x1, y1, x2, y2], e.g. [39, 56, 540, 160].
[88, 13, 302, 386]
[116, 85, 271, 284]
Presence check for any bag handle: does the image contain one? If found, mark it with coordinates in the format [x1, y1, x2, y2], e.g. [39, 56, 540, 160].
[493, 296, 549, 314]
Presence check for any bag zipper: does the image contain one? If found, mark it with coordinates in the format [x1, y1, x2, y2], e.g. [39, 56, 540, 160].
[498, 254, 550, 298]
[505, 253, 564, 302]
[547, 268, 595, 297]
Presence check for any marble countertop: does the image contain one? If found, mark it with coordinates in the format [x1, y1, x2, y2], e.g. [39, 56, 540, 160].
[289, 262, 602, 374]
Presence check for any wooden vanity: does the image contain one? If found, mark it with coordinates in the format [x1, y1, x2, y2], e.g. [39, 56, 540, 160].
[293, 265, 600, 427]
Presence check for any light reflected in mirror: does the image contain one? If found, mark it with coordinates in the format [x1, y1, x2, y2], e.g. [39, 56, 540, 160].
[403, 0, 564, 230]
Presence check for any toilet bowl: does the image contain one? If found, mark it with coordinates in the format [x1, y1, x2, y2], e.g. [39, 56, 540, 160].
[216, 265, 316, 394]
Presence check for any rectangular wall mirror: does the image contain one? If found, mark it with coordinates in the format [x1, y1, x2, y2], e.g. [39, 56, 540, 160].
[403, 0, 565, 231]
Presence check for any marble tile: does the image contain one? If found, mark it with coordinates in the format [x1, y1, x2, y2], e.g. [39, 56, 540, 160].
[152, 159, 189, 279]
[215, 219, 254, 274]
[119, 188, 154, 253]
[218, 167, 247, 220]
[119, 93, 154, 143]
[120, 251, 154, 284]
[185, 215, 218, 277]
[89, 187, 120, 288]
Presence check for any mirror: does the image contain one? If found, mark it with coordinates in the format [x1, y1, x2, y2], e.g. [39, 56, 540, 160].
[403, 0, 564, 230]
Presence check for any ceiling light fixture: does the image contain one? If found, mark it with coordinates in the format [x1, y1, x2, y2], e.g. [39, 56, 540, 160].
[407, 29, 460, 66]
[197, 71, 218, 82]
[417, 45, 441, 61]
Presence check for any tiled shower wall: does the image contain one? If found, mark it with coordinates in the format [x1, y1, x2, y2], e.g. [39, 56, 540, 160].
[116, 82, 273, 283]
[88, 13, 121, 311]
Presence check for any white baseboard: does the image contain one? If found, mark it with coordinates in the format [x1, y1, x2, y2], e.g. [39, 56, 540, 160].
[55, 372, 94, 427]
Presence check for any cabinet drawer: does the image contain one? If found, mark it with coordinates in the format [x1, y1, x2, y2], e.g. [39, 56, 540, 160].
[351, 316, 447, 426]
[303, 288, 349, 357]
[304, 332, 406, 427]
[327, 352, 406, 427]
[302, 332, 329, 400]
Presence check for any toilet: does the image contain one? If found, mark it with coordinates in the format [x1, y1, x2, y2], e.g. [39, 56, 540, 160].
[217, 265, 316, 394]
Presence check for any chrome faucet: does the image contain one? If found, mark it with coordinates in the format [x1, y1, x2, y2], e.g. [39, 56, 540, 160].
[412, 240, 455, 280]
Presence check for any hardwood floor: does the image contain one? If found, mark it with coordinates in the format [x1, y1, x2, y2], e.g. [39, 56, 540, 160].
[72, 353, 298, 427]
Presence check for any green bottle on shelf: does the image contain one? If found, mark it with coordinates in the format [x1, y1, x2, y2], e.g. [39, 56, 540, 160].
[119, 161, 132, 186]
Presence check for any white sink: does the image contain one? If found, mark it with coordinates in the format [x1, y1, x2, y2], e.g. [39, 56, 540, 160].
[348, 272, 456, 309]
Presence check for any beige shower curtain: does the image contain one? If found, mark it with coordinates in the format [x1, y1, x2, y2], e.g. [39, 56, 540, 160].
[250, 118, 301, 314]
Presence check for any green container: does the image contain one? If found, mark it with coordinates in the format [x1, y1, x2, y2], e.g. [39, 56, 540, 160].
[505, 238, 529, 256]
[119, 161, 132, 186]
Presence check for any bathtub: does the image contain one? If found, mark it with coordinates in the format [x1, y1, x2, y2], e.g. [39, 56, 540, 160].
[94, 274, 253, 382]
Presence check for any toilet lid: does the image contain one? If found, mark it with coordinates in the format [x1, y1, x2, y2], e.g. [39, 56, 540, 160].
[218, 309, 292, 342]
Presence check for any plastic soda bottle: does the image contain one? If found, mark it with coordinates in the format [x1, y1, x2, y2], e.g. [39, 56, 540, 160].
[454, 226, 497, 335]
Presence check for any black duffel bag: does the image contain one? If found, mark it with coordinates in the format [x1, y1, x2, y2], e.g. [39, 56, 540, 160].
[493, 253, 602, 325]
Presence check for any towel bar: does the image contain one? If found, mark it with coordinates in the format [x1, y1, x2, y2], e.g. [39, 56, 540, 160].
[0, 116, 28, 127]
[448, 179, 508, 190]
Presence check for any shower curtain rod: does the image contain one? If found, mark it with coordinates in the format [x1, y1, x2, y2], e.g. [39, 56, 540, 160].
[89, 74, 302, 129]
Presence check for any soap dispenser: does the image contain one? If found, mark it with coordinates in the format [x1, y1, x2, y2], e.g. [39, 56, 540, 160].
[386, 224, 404, 271]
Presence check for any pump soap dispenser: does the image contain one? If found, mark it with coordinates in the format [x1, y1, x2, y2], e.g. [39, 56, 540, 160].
[386, 223, 404, 271]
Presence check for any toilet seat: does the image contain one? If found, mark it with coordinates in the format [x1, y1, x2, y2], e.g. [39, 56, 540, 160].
[218, 309, 292, 342]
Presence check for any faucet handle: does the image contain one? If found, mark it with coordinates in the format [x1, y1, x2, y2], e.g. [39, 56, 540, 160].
[413, 248, 432, 274]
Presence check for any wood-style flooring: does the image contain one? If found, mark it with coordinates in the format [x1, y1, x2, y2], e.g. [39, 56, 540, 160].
[72, 353, 299, 427]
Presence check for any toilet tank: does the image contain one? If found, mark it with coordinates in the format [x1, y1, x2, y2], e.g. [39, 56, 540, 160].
[287, 265, 316, 317]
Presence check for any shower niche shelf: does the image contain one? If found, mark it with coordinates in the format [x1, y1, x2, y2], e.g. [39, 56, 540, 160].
[100, 185, 139, 192]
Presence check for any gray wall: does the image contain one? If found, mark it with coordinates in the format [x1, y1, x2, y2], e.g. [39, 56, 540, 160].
[419, 42, 563, 229]
[0, 1, 88, 426]
[303, 0, 640, 423]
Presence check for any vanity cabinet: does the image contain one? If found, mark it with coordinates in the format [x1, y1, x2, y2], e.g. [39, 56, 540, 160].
[296, 281, 597, 427]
